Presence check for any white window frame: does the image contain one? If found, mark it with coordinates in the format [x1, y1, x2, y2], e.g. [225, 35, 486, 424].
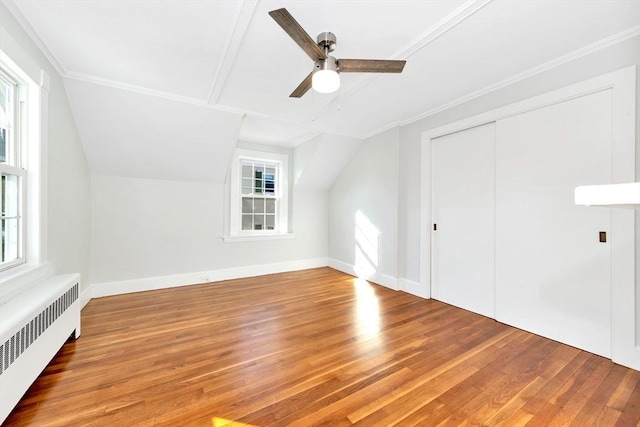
[224, 148, 292, 242]
[0, 47, 47, 300]
[0, 65, 26, 271]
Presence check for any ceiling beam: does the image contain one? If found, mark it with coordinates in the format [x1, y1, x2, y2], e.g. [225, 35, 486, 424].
[206, 0, 258, 105]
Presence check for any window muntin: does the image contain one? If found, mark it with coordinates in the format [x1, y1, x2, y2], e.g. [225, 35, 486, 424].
[0, 70, 25, 270]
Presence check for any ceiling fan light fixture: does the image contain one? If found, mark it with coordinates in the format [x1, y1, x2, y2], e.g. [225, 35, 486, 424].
[313, 70, 340, 93]
[312, 57, 340, 93]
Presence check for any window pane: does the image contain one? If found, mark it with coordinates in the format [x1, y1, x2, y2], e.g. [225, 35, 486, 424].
[1, 217, 19, 263]
[254, 198, 264, 213]
[254, 215, 263, 230]
[265, 173, 275, 195]
[241, 179, 253, 195]
[0, 77, 11, 127]
[241, 164, 252, 179]
[254, 168, 263, 194]
[0, 127, 6, 163]
[242, 214, 252, 230]
[242, 197, 253, 214]
[1, 173, 19, 217]
[0, 76, 14, 165]
[266, 198, 275, 214]
[266, 215, 275, 230]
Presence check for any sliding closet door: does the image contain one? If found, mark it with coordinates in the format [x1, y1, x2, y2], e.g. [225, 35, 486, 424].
[431, 123, 495, 318]
[495, 90, 612, 357]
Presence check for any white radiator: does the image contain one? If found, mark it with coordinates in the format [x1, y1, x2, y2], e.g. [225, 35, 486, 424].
[0, 273, 81, 423]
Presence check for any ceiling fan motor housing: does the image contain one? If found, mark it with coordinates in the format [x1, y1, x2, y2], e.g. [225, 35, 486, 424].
[317, 32, 336, 52]
[314, 56, 338, 73]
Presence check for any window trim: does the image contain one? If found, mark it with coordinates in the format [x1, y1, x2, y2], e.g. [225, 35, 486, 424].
[225, 148, 291, 241]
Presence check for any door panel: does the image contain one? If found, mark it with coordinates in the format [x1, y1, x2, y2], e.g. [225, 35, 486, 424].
[495, 90, 612, 357]
[431, 123, 495, 318]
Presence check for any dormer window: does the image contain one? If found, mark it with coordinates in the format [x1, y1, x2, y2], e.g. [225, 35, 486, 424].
[225, 148, 290, 241]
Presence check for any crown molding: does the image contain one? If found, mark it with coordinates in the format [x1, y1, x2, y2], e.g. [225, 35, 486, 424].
[64, 70, 211, 106]
[2, 0, 66, 76]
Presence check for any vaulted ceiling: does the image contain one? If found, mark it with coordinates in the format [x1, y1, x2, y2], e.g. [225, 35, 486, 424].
[4, 0, 639, 184]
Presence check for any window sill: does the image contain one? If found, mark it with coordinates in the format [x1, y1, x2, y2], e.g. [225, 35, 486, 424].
[223, 233, 295, 243]
[0, 262, 51, 306]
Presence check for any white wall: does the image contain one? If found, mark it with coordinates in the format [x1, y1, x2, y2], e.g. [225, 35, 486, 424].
[48, 73, 92, 284]
[294, 133, 362, 190]
[90, 175, 328, 286]
[328, 127, 399, 289]
[0, 2, 92, 288]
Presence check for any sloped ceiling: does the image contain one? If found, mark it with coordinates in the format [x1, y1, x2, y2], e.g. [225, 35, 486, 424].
[64, 79, 243, 182]
[4, 0, 640, 184]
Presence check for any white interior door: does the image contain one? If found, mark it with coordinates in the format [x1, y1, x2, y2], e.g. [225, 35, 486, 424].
[431, 123, 495, 318]
[495, 90, 612, 357]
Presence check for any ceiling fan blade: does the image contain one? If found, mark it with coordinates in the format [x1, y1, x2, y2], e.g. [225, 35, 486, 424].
[269, 8, 327, 61]
[290, 72, 313, 98]
[338, 59, 406, 73]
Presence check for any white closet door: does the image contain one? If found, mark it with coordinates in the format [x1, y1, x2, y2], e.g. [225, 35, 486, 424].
[431, 123, 495, 318]
[495, 90, 612, 357]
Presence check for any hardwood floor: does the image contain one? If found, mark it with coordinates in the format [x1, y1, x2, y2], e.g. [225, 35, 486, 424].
[5, 267, 640, 426]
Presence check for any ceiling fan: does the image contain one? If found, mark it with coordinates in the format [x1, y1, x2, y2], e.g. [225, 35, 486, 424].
[269, 8, 406, 98]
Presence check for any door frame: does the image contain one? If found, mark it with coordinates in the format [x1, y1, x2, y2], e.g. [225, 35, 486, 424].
[420, 66, 637, 369]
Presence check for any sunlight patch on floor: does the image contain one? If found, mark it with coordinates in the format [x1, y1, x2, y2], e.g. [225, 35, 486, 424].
[354, 278, 381, 338]
[212, 416, 256, 427]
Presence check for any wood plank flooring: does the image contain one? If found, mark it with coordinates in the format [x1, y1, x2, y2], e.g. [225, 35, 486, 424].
[4, 267, 640, 426]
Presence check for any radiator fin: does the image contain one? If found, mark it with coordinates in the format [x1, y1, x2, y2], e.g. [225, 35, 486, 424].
[0, 283, 78, 375]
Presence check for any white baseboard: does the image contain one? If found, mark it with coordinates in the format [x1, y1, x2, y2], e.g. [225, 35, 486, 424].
[80, 286, 93, 309]
[328, 258, 398, 291]
[87, 258, 329, 300]
[399, 278, 429, 299]
[327, 258, 357, 277]
[378, 274, 399, 291]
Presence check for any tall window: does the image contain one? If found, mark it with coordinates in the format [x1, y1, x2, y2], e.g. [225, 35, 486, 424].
[227, 148, 289, 239]
[0, 70, 24, 270]
[241, 159, 278, 231]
